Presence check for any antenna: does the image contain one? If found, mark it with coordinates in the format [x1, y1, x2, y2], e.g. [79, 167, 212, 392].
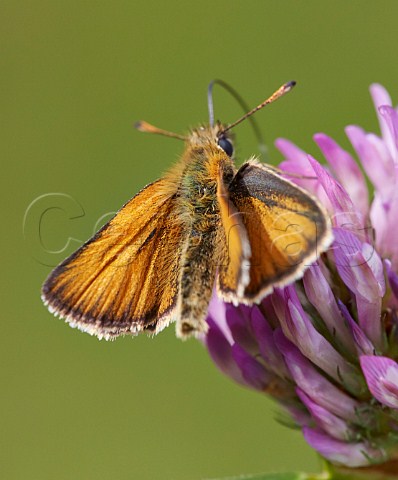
[208, 79, 267, 155]
[219, 81, 296, 135]
[134, 121, 187, 141]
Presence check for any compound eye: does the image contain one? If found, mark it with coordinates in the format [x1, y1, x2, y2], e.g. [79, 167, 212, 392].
[217, 136, 234, 157]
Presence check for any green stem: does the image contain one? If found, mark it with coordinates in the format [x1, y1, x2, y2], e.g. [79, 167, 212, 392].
[326, 460, 398, 480]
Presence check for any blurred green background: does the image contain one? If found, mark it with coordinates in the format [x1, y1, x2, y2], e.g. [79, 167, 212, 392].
[2, 1, 398, 479]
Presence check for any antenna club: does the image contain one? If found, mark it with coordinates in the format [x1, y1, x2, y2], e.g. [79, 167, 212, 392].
[133, 120, 187, 141]
[134, 120, 153, 133]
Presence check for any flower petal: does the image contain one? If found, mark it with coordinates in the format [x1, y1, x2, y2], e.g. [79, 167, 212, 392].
[275, 138, 313, 176]
[275, 138, 330, 204]
[297, 389, 354, 440]
[337, 300, 375, 356]
[346, 125, 395, 194]
[371, 188, 398, 267]
[307, 155, 364, 235]
[303, 427, 386, 467]
[231, 344, 271, 391]
[205, 318, 246, 386]
[379, 105, 398, 161]
[250, 306, 290, 378]
[314, 133, 368, 217]
[207, 292, 233, 344]
[303, 262, 356, 355]
[225, 303, 258, 354]
[273, 286, 360, 391]
[369, 83, 395, 159]
[274, 329, 360, 420]
[332, 228, 385, 298]
[332, 228, 384, 348]
[360, 355, 398, 409]
[385, 259, 398, 301]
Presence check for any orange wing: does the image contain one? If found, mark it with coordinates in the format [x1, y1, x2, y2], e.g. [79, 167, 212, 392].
[42, 180, 185, 339]
[218, 160, 332, 302]
[216, 168, 251, 301]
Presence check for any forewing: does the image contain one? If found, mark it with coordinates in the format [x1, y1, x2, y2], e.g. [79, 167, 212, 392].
[42, 180, 185, 339]
[216, 167, 251, 300]
[225, 160, 332, 302]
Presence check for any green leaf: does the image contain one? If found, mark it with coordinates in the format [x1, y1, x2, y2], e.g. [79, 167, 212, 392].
[207, 464, 398, 480]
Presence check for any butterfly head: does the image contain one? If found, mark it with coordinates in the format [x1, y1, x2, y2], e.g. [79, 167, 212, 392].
[189, 123, 234, 158]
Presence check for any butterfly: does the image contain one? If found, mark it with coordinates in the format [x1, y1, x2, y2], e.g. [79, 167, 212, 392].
[42, 81, 332, 340]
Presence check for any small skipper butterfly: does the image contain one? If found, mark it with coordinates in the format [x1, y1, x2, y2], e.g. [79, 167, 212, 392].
[42, 81, 332, 339]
